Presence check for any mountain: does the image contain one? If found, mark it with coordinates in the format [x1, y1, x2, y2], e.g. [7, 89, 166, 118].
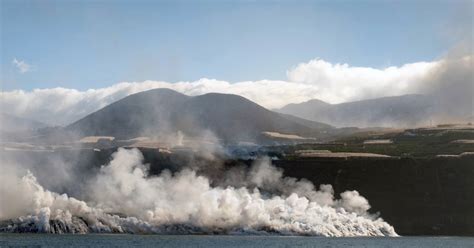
[66, 89, 332, 143]
[278, 113, 332, 130]
[0, 113, 47, 132]
[0, 113, 48, 141]
[277, 94, 436, 128]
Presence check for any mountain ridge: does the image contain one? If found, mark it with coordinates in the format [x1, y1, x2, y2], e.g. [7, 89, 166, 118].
[277, 94, 435, 128]
[66, 88, 332, 143]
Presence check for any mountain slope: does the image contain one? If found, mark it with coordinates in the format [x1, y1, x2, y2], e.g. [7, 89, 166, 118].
[0, 113, 47, 132]
[67, 89, 332, 143]
[0, 113, 49, 140]
[277, 94, 435, 128]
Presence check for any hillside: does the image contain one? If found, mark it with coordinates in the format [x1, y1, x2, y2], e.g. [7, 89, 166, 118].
[277, 94, 435, 128]
[0, 113, 48, 141]
[66, 89, 332, 143]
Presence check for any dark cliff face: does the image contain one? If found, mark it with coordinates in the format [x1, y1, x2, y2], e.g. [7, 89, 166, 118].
[273, 157, 474, 236]
[4, 148, 472, 236]
[66, 89, 331, 143]
[116, 151, 474, 236]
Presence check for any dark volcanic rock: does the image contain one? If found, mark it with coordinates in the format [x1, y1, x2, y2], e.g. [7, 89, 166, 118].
[272, 156, 474, 236]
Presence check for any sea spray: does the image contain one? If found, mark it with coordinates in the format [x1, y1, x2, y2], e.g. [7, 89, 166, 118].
[0, 148, 397, 236]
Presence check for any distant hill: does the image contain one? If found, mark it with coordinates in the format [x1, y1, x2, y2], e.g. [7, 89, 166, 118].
[66, 89, 332, 143]
[0, 113, 47, 132]
[277, 94, 436, 128]
[0, 113, 48, 141]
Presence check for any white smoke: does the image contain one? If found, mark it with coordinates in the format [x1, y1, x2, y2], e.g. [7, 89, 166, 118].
[0, 148, 397, 236]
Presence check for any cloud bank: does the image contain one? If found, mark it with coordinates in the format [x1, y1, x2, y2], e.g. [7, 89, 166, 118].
[1, 53, 471, 126]
[287, 59, 438, 103]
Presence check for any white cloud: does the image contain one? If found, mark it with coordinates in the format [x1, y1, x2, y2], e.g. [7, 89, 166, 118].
[12, 58, 32, 73]
[0, 80, 321, 125]
[1, 57, 450, 126]
[287, 59, 440, 103]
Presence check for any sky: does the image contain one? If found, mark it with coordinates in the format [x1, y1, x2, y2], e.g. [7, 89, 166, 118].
[1, 0, 472, 91]
[0, 0, 472, 125]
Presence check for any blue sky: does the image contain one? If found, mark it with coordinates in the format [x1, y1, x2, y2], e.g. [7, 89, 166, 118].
[1, 0, 472, 91]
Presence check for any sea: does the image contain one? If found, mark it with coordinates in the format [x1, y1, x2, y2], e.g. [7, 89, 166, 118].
[0, 234, 473, 247]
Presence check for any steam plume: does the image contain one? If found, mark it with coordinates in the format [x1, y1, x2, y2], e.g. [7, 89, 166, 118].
[0, 148, 397, 236]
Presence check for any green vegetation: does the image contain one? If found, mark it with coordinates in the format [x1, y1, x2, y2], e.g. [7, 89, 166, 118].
[272, 128, 474, 159]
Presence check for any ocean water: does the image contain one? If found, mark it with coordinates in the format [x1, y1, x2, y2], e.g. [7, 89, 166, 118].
[0, 234, 473, 247]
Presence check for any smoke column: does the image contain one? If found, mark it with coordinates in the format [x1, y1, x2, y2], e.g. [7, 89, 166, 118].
[0, 148, 397, 236]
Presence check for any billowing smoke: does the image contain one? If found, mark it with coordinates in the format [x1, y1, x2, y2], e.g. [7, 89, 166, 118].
[0, 148, 397, 236]
[414, 43, 473, 123]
